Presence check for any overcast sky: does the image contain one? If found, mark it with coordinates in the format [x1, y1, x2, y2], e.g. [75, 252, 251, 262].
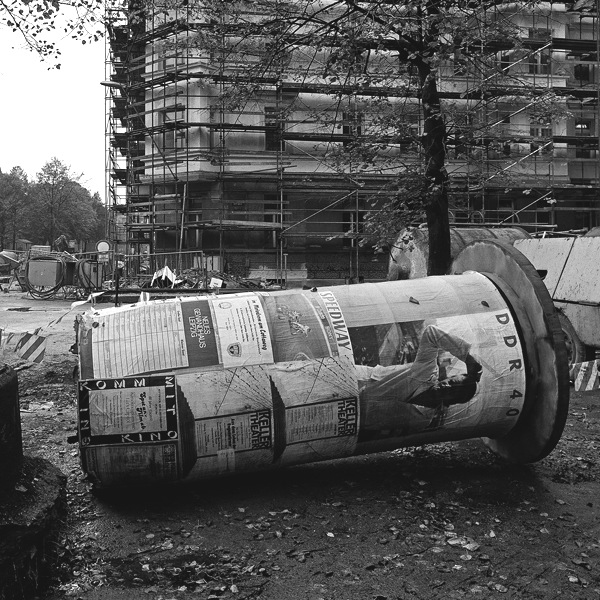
[0, 33, 106, 197]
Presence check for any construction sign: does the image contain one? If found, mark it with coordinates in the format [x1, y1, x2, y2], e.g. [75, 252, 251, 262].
[0, 292, 104, 366]
[0, 329, 47, 364]
[572, 359, 600, 392]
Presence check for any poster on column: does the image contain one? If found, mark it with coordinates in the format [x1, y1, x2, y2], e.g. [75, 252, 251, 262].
[77, 375, 197, 485]
[210, 294, 273, 367]
[176, 355, 359, 479]
[78, 298, 220, 379]
[305, 284, 527, 447]
[261, 292, 334, 362]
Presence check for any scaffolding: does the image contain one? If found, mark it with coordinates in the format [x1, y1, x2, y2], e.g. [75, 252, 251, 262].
[442, 1, 600, 229]
[105, 0, 600, 285]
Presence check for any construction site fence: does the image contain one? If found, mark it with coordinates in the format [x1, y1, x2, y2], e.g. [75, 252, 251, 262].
[5, 249, 294, 281]
[121, 251, 209, 277]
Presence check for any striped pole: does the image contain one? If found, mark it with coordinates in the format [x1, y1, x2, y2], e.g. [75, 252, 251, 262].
[14, 331, 47, 364]
[572, 360, 600, 392]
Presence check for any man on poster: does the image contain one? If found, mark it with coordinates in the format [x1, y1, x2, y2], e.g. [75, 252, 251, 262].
[356, 323, 482, 438]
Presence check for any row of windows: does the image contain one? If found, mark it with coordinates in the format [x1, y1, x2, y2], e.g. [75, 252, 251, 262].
[150, 103, 596, 154]
[156, 124, 596, 153]
[465, 52, 596, 78]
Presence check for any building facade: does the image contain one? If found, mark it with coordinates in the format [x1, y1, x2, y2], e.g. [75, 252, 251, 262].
[105, 1, 600, 284]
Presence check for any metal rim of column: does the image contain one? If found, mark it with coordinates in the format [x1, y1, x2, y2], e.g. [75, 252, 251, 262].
[451, 239, 570, 464]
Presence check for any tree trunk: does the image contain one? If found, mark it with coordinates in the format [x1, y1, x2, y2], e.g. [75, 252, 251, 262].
[419, 66, 451, 276]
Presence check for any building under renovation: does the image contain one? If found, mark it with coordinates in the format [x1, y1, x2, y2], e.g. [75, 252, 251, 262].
[104, 0, 600, 286]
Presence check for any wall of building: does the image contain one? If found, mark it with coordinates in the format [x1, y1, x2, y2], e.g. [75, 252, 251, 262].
[105, 1, 600, 285]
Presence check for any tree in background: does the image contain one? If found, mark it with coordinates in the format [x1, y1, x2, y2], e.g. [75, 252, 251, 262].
[0, 166, 28, 250]
[89, 192, 108, 246]
[0, 0, 105, 62]
[22, 158, 100, 247]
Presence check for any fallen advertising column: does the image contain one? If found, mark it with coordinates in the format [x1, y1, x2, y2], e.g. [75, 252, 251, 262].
[75, 241, 569, 488]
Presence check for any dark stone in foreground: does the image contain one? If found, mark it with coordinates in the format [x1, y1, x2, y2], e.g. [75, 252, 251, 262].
[0, 364, 22, 484]
[0, 456, 66, 600]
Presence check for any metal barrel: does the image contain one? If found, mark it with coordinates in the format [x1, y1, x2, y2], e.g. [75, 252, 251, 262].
[75, 241, 568, 487]
[388, 226, 531, 281]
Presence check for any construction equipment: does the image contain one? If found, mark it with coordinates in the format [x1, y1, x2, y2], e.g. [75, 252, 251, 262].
[514, 234, 600, 369]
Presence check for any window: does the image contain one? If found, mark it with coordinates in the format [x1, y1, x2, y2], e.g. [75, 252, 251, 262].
[531, 126, 552, 137]
[454, 49, 467, 76]
[161, 128, 186, 150]
[409, 122, 420, 139]
[264, 197, 282, 248]
[528, 28, 551, 40]
[342, 210, 363, 247]
[230, 202, 246, 218]
[163, 53, 186, 71]
[452, 113, 473, 158]
[530, 124, 552, 155]
[574, 64, 591, 82]
[208, 106, 221, 152]
[497, 111, 511, 125]
[530, 141, 553, 155]
[342, 112, 363, 145]
[575, 147, 597, 159]
[499, 53, 510, 73]
[265, 107, 285, 151]
[527, 28, 551, 75]
[159, 104, 186, 151]
[528, 52, 550, 75]
[575, 120, 594, 136]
